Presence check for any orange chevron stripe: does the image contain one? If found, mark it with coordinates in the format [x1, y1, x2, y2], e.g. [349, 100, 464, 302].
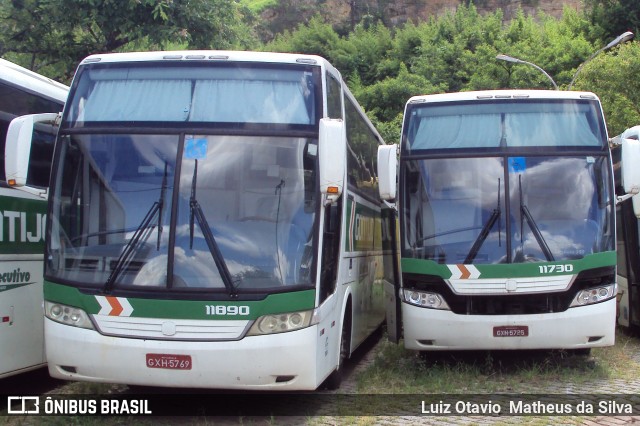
[106, 296, 123, 316]
[458, 264, 471, 279]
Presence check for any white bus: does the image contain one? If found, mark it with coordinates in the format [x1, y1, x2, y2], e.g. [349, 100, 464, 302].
[378, 90, 629, 352]
[6, 51, 395, 390]
[613, 125, 640, 332]
[0, 58, 68, 378]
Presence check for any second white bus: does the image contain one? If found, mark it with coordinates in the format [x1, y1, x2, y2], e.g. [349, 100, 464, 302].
[0, 58, 68, 378]
[379, 90, 624, 352]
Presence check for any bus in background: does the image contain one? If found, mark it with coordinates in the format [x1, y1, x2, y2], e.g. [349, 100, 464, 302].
[378, 90, 626, 353]
[613, 125, 640, 332]
[0, 58, 68, 378]
[6, 51, 395, 390]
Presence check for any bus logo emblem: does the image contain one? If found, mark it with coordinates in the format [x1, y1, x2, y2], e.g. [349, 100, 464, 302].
[95, 296, 134, 316]
[447, 264, 481, 280]
[161, 321, 176, 336]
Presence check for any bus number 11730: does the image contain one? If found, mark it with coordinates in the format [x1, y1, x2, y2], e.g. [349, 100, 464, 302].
[538, 264, 574, 274]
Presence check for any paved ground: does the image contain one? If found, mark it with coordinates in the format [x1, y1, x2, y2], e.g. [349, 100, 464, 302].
[314, 331, 640, 425]
[3, 329, 640, 425]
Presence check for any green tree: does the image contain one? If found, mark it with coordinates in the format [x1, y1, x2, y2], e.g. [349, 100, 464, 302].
[265, 15, 342, 61]
[0, 0, 257, 81]
[334, 21, 395, 86]
[495, 8, 597, 89]
[585, 0, 640, 42]
[410, 4, 504, 92]
[571, 42, 640, 136]
[354, 63, 435, 124]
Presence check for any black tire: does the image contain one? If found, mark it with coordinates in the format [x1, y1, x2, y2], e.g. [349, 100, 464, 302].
[324, 313, 351, 390]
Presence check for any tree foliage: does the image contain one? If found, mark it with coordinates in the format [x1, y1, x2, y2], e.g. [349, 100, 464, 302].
[571, 42, 640, 136]
[266, 4, 636, 138]
[584, 0, 640, 42]
[0, 0, 257, 81]
[1, 1, 638, 137]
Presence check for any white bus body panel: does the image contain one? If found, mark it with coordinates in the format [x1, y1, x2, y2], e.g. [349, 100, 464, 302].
[0, 187, 46, 378]
[617, 274, 630, 328]
[0, 59, 67, 378]
[46, 319, 323, 390]
[0, 260, 45, 378]
[402, 298, 616, 351]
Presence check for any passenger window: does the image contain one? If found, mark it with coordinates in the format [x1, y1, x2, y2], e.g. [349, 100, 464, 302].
[326, 73, 342, 119]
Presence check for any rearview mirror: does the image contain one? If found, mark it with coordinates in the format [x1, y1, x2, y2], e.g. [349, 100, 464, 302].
[377, 144, 397, 201]
[318, 118, 346, 205]
[620, 137, 640, 217]
[6, 113, 59, 196]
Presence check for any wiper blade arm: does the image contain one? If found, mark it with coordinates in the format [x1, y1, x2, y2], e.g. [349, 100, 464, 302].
[413, 225, 483, 248]
[103, 201, 159, 293]
[519, 175, 555, 261]
[103, 165, 169, 293]
[157, 162, 168, 250]
[189, 160, 237, 297]
[465, 178, 502, 264]
[520, 204, 555, 261]
[464, 208, 500, 264]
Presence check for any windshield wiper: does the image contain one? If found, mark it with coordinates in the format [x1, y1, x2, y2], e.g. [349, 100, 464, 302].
[103, 200, 160, 293]
[189, 159, 238, 297]
[412, 225, 483, 249]
[156, 162, 168, 250]
[518, 175, 555, 261]
[464, 178, 501, 264]
[103, 164, 169, 293]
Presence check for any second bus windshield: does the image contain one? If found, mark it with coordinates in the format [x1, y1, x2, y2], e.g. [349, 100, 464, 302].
[401, 98, 613, 264]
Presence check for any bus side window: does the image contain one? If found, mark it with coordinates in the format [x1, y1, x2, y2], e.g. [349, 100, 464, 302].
[326, 72, 342, 119]
[345, 97, 379, 200]
[26, 125, 56, 188]
[0, 81, 62, 185]
[319, 198, 342, 303]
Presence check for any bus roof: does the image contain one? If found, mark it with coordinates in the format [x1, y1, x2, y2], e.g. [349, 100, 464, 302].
[80, 50, 338, 73]
[406, 90, 600, 105]
[0, 58, 68, 103]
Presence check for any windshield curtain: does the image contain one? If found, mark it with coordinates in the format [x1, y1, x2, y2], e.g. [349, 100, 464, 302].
[65, 64, 318, 126]
[405, 100, 605, 150]
[401, 156, 613, 264]
[46, 134, 318, 292]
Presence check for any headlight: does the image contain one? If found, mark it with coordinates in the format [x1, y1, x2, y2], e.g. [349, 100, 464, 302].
[570, 284, 617, 307]
[247, 310, 314, 336]
[402, 289, 450, 310]
[45, 301, 94, 329]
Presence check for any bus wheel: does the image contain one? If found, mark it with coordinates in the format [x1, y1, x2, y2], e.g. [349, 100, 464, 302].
[324, 313, 351, 390]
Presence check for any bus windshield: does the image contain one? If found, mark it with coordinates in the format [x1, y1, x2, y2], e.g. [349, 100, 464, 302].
[401, 97, 614, 265]
[64, 63, 318, 126]
[404, 99, 606, 150]
[46, 133, 318, 293]
[402, 156, 613, 264]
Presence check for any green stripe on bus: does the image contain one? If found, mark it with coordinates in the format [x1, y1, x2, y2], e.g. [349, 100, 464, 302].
[0, 194, 47, 254]
[43, 281, 316, 320]
[400, 251, 616, 279]
[345, 197, 382, 252]
[0, 283, 34, 293]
